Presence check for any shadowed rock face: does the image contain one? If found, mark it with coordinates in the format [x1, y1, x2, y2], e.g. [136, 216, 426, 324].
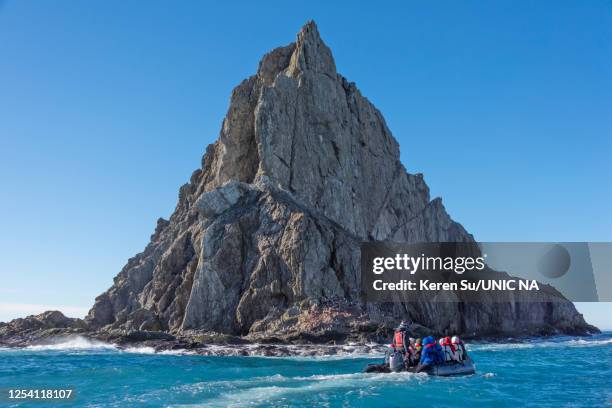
[84, 21, 596, 340]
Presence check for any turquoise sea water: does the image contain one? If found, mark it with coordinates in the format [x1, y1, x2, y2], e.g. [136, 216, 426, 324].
[1, 333, 611, 407]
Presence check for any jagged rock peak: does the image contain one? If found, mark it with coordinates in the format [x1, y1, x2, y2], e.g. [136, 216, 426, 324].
[80, 21, 596, 341]
[287, 20, 337, 77]
[198, 19, 425, 239]
[257, 21, 336, 83]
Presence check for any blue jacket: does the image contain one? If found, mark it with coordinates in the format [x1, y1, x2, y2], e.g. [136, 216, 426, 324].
[420, 337, 445, 365]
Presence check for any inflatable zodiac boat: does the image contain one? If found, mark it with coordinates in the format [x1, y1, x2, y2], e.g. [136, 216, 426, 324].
[364, 357, 476, 377]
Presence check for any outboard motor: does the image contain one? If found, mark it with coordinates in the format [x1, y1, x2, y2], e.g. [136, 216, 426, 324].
[389, 350, 404, 372]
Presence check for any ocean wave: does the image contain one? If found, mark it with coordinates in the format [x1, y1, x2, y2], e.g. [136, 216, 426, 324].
[121, 346, 157, 354]
[294, 371, 426, 383]
[468, 343, 535, 351]
[171, 374, 291, 393]
[24, 336, 117, 351]
[271, 351, 385, 361]
[10, 336, 173, 354]
[7, 337, 192, 355]
[158, 349, 198, 355]
[121, 346, 201, 355]
[171, 371, 427, 408]
[469, 335, 612, 352]
[564, 338, 612, 347]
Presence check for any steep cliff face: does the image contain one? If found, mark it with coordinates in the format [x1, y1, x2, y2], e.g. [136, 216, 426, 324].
[85, 21, 595, 339]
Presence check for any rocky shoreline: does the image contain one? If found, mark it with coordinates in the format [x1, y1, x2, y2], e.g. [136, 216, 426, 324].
[0, 310, 599, 357]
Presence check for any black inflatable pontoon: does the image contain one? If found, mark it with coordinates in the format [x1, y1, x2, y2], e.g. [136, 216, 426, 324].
[417, 358, 476, 376]
[364, 357, 476, 377]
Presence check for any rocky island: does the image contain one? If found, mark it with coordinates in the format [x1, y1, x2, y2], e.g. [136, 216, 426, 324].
[0, 21, 598, 355]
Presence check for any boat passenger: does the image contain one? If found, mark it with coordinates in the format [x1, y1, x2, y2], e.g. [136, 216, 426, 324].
[452, 336, 467, 361]
[441, 336, 459, 362]
[414, 338, 423, 362]
[392, 321, 410, 356]
[409, 337, 416, 349]
[405, 337, 418, 367]
[410, 338, 418, 364]
[416, 336, 445, 372]
[434, 338, 445, 363]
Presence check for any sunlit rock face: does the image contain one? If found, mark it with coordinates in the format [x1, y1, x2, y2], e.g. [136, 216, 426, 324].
[85, 21, 596, 340]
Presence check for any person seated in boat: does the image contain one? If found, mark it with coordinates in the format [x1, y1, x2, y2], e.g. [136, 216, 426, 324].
[437, 338, 445, 357]
[452, 336, 467, 361]
[440, 336, 459, 362]
[414, 338, 423, 362]
[437, 338, 452, 362]
[401, 337, 417, 367]
[416, 336, 445, 372]
[406, 337, 418, 366]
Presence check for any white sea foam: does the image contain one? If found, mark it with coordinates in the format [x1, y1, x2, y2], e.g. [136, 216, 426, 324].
[294, 371, 426, 383]
[25, 336, 116, 351]
[172, 374, 291, 394]
[271, 351, 385, 361]
[469, 336, 612, 352]
[121, 346, 157, 354]
[13, 337, 191, 355]
[120, 346, 199, 355]
[468, 343, 535, 351]
[170, 371, 427, 407]
[158, 348, 197, 355]
[564, 338, 612, 347]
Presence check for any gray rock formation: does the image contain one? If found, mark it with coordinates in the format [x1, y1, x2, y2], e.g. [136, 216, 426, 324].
[84, 21, 596, 341]
[0, 311, 88, 346]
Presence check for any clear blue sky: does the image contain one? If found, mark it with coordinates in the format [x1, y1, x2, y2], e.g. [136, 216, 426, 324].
[0, 1, 610, 327]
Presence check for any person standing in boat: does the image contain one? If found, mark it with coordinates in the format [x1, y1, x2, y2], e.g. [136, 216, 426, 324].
[391, 321, 411, 365]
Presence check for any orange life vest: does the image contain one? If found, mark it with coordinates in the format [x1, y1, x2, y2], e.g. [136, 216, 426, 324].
[394, 331, 404, 348]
